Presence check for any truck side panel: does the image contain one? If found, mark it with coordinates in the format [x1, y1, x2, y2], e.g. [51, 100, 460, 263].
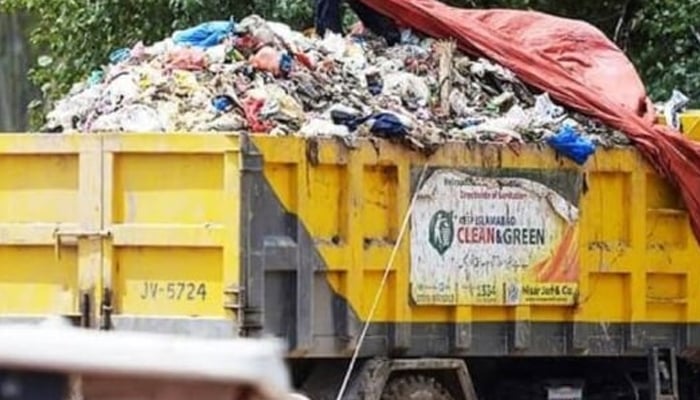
[0, 111, 697, 359]
[0, 134, 241, 335]
[0, 136, 99, 323]
[102, 135, 242, 337]
[248, 132, 700, 357]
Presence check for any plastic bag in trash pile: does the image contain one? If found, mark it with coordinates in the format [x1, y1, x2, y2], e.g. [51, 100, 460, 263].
[42, 14, 632, 157]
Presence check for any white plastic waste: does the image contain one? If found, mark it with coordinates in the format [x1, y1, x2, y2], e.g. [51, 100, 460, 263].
[91, 104, 165, 133]
[664, 89, 690, 131]
[300, 118, 351, 138]
[382, 72, 430, 109]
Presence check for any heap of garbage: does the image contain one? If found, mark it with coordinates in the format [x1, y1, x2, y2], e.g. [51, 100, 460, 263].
[42, 16, 633, 163]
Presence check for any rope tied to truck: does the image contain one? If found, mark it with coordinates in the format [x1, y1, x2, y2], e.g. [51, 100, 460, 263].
[335, 163, 429, 400]
[355, 0, 700, 244]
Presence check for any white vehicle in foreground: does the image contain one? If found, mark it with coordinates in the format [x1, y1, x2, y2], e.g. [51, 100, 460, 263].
[0, 318, 309, 400]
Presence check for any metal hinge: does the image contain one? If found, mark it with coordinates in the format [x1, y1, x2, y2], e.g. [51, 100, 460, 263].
[223, 288, 243, 309]
[100, 287, 113, 330]
[79, 291, 91, 328]
[223, 285, 262, 336]
[53, 228, 111, 260]
[224, 285, 245, 333]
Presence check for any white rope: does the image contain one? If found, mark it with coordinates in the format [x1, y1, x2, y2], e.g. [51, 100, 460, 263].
[334, 164, 429, 400]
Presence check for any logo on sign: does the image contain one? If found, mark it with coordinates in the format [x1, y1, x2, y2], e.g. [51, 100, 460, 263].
[429, 210, 454, 256]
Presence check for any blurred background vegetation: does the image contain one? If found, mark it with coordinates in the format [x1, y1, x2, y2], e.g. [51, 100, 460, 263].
[0, 0, 698, 131]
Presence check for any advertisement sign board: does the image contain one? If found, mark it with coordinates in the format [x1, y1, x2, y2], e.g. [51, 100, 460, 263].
[410, 169, 580, 306]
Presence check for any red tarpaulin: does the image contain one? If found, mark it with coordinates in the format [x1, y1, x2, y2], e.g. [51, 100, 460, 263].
[359, 0, 700, 243]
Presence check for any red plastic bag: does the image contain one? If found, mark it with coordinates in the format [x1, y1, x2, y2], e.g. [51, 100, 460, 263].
[249, 46, 282, 75]
[359, 0, 700, 243]
[242, 97, 274, 133]
[164, 47, 208, 71]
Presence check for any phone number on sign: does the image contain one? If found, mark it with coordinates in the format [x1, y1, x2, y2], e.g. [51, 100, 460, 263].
[464, 284, 497, 298]
[139, 282, 207, 301]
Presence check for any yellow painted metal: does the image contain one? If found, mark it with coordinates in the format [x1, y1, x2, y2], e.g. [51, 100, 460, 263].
[0, 111, 698, 327]
[0, 136, 91, 318]
[657, 111, 700, 141]
[255, 111, 700, 325]
[681, 110, 700, 141]
[0, 134, 240, 323]
[101, 134, 240, 319]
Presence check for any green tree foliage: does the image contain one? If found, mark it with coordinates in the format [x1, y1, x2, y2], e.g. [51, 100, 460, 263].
[626, 0, 700, 104]
[0, 0, 698, 117]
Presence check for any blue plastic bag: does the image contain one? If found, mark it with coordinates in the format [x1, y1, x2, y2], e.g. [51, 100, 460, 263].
[279, 53, 294, 77]
[172, 20, 234, 48]
[87, 70, 104, 86]
[109, 48, 130, 64]
[331, 111, 409, 138]
[546, 124, 596, 165]
[368, 113, 409, 138]
[330, 110, 366, 131]
[211, 95, 235, 113]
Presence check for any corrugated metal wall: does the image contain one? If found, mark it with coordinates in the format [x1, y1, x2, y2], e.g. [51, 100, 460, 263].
[0, 13, 34, 132]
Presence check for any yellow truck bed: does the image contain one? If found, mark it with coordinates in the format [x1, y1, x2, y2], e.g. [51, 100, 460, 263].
[0, 113, 699, 358]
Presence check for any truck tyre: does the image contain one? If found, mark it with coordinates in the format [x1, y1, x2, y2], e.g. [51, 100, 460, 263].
[381, 375, 455, 400]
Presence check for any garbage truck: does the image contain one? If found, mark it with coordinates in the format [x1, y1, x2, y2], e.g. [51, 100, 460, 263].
[0, 110, 698, 400]
[4, 1, 700, 397]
